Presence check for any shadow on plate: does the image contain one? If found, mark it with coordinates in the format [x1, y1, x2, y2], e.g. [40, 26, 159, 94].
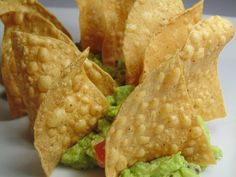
[53, 165, 105, 177]
[0, 98, 27, 122]
[10, 153, 45, 177]
[0, 98, 12, 121]
[0, 89, 27, 122]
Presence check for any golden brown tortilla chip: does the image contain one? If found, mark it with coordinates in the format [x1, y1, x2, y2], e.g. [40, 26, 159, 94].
[76, 0, 106, 53]
[180, 16, 235, 120]
[123, 0, 185, 85]
[84, 60, 116, 96]
[0, 11, 74, 118]
[11, 31, 80, 126]
[86, 62, 116, 96]
[142, 0, 203, 80]
[0, 0, 71, 38]
[102, 0, 135, 66]
[34, 50, 108, 177]
[106, 55, 215, 177]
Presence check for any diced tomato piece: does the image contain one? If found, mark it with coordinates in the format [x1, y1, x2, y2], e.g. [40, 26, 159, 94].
[94, 140, 105, 168]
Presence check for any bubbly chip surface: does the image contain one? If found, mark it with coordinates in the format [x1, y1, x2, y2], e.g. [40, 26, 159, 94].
[180, 16, 234, 120]
[2, 10, 115, 118]
[11, 31, 79, 125]
[142, 0, 203, 80]
[1, 11, 73, 118]
[106, 55, 215, 177]
[84, 60, 116, 96]
[34, 50, 108, 177]
[123, 0, 184, 85]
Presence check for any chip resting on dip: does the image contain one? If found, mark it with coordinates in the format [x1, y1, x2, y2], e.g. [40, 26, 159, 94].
[105, 54, 215, 177]
[34, 49, 108, 176]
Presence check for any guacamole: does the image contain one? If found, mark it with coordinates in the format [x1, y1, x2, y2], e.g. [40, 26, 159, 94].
[119, 153, 201, 177]
[61, 52, 222, 175]
[61, 133, 103, 169]
[61, 85, 134, 169]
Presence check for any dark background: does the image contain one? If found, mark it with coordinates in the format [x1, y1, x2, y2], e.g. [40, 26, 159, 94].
[39, 0, 236, 17]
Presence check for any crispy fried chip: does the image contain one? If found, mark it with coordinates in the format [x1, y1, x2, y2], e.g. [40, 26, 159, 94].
[106, 55, 215, 177]
[123, 0, 185, 85]
[102, 0, 135, 66]
[142, 0, 203, 80]
[84, 60, 116, 96]
[0, 0, 71, 37]
[0, 11, 73, 118]
[1, 11, 114, 118]
[34, 50, 108, 177]
[86, 62, 116, 96]
[11, 31, 79, 125]
[180, 16, 235, 120]
[76, 0, 106, 53]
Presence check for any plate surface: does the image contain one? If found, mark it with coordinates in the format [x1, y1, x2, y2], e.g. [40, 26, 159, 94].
[0, 7, 235, 177]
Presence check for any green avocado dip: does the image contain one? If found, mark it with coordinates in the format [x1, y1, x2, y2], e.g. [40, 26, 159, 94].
[118, 117, 223, 177]
[61, 52, 222, 176]
[120, 153, 201, 177]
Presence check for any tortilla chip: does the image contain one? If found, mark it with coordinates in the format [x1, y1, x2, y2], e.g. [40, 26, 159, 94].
[84, 60, 116, 96]
[0, 11, 74, 118]
[102, 0, 135, 66]
[34, 50, 108, 177]
[180, 16, 235, 120]
[11, 31, 80, 125]
[0, 0, 71, 38]
[123, 0, 185, 85]
[142, 0, 203, 81]
[76, 0, 106, 53]
[106, 55, 215, 177]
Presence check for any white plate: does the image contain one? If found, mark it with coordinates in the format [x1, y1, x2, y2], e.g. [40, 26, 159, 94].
[0, 7, 236, 177]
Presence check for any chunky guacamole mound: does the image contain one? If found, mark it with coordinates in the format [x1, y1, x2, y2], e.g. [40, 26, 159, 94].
[120, 153, 201, 177]
[61, 133, 103, 169]
[61, 85, 134, 169]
